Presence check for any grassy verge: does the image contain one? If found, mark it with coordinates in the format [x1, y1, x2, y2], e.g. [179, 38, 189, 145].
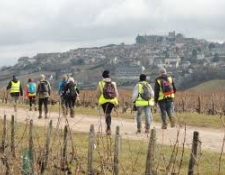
[0, 119, 224, 175]
[1, 102, 225, 129]
[75, 107, 225, 129]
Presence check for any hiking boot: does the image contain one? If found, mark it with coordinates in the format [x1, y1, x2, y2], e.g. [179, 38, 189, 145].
[136, 128, 141, 134]
[106, 129, 111, 135]
[38, 115, 42, 119]
[29, 108, 32, 111]
[145, 129, 149, 133]
[145, 124, 150, 133]
[161, 123, 167, 129]
[34, 107, 37, 111]
[70, 109, 75, 118]
[136, 123, 141, 134]
[170, 119, 175, 128]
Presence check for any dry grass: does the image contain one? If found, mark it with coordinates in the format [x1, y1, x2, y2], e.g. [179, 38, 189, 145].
[0, 119, 225, 174]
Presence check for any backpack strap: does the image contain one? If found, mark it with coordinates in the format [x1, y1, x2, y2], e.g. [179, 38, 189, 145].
[137, 82, 144, 97]
[99, 81, 105, 93]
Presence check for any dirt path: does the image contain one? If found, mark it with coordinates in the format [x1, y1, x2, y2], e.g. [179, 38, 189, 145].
[0, 107, 224, 153]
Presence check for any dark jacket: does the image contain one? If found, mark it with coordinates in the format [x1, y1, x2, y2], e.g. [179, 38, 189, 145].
[65, 82, 79, 98]
[7, 78, 23, 97]
[154, 74, 176, 102]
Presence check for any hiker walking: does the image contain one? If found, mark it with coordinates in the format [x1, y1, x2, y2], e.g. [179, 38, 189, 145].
[58, 74, 68, 116]
[96, 70, 119, 135]
[37, 74, 51, 119]
[26, 78, 37, 111]
[132, 74, 154, 133]
[64, 77, 79, 118]
[6, 75, 23, 112]
[154, 67, 176, 129]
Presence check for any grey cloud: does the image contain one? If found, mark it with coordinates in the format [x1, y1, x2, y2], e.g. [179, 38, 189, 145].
[0, 0, 225, 66]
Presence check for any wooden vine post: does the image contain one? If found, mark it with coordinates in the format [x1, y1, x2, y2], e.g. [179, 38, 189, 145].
[41, 120, 53, 174]
[145, 129, 156, 175]
[113, 126, 121, 175]
[11, 115, 16, 157]
[1, 115, 7, 153]
[188, 131, 199, 175]
[87, 124, 95, 175]
[29, 120, 34, 174]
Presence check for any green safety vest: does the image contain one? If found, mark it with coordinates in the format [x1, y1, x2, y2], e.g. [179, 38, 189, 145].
[135, 82, 154, 107]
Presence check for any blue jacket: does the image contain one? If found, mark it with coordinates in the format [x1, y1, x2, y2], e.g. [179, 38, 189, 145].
[58, 80, 67, 95]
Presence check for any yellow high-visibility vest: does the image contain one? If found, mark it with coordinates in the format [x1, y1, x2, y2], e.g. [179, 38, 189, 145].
[10, 81, 20, 93]
[135, 82, 154, 107]
[157, 77, 175, 101]
[98, 81, 118, 106]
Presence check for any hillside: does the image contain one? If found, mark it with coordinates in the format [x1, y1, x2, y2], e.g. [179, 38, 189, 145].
[187, 79, 225, 92]
[1, 32, 225, 90]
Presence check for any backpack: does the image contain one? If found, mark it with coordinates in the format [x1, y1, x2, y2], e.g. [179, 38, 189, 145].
[40, 81, 49, 93]
[160, 76, 174, 96]
[60, 81, 67, 96]
[102, 82, 116, 99]
[140, 82, 152, 101]
[66, 83, 77, 97]
[28, 82, 36, 94]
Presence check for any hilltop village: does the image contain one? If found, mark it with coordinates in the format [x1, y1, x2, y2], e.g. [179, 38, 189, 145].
[1, 31, 225, 89]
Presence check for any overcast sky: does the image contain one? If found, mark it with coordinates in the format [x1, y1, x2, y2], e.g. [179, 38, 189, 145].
[0, 0, 225, 67]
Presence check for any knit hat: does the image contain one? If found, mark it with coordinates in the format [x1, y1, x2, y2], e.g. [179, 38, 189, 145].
[140, 74, 147, 81]
[13, 75, 17, 80]
[102, 70, 110, 78]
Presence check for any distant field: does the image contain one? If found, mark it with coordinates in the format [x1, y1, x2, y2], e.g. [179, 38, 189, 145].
[188, 79, 225, 92]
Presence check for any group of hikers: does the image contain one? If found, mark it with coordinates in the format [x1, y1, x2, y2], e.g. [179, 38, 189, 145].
[96, 67, 176, 135]
[6, 66, 176, 135]
[7, 74, 79, 119]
